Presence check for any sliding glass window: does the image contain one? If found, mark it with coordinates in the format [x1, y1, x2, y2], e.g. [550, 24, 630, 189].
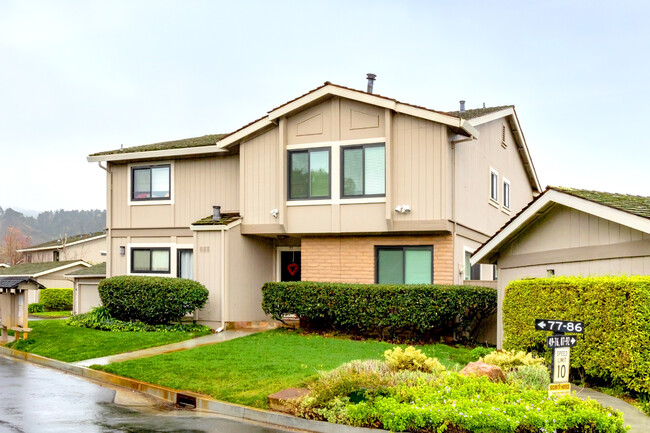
[342, 143, 385, 197]
[376, 246, 433, 284]
[288, 148, 330, 200]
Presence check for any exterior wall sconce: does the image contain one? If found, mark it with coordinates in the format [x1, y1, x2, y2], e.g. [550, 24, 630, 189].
[120, 246, 126, 256]
[270, 209, 279, 218]
[394, 205, 411, 214]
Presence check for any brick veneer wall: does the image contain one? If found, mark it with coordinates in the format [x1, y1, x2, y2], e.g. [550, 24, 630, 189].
[301, 234, 454, 284]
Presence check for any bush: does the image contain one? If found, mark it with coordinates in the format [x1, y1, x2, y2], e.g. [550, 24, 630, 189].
[503, 276, 650, 394]
[480, 349, 545, 371]
[261, 281, 496, 341]
[507, 364, 550, 391]
[469, 346, 495, 361]
[383, 346, 445, 374]
[67, 306, 211, 333]
[28, 303, 45, 313]
[40, 288, 73, 311]
[98, 276, 209, 325]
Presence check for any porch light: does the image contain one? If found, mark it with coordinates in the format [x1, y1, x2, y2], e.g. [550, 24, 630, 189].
[120, 246, 126, 256]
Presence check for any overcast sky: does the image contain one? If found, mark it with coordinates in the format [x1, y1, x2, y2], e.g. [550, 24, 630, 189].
[1, 0, 649, 212]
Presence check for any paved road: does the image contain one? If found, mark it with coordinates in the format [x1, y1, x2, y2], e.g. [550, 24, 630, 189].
[0, 356, 299, 433]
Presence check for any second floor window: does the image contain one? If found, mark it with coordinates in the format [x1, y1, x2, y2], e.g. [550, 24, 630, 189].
[342, 143, 385, 197]
[490, 169, 498, 202]
[132, 165, 171, 201]
[503, 179, 511, 209]
[288, 148, 330, 200]
[131, 247, 170, 274]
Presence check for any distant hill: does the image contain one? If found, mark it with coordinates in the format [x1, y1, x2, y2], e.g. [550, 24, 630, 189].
[0, 206, 106, 245]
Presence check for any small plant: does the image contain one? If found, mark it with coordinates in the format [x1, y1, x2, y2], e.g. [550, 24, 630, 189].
[507, 364, 550, 390]
[469, 345, 495, 361]
[28, 303, 44, 313]
[480, 349, 544, 371]
[384, 346, 446, 374]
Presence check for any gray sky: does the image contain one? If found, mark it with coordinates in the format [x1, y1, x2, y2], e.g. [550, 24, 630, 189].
[1, 0, 649, 212]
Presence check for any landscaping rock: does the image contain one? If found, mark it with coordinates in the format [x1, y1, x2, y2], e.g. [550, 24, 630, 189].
[460, 361, 506, 382]
[268, 388, 309, 413]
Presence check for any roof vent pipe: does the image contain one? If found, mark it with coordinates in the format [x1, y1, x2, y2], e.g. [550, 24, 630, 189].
[366, 73, 376, 93]
[212, 205, 221, 221]
[459, 100, 466, 113]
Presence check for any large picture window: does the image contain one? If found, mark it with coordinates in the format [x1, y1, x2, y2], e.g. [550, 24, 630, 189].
[132, 165, 171, 201]
[376, 246, 432, 284]
[288, 148, 330, 199]
[131, 248, 171, 274]
[342, 144, 385, 197]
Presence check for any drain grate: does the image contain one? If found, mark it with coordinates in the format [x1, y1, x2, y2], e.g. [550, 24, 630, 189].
[176, 393, 197, 409]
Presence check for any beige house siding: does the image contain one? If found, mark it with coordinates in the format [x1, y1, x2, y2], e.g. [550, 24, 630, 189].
[25, 237, 106, 265]
[241, 129, 280, 226]
[301, 234, 453, 284]
[26, 264, 88, 304]
[493, 204, 650, 348]
[108, 233, 193, 278]
[73, 277, 103, 315]
[454, 120, 534, 237]
[194, 230, 223, 325]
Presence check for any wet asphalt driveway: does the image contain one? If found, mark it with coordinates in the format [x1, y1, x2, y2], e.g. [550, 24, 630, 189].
[0, 356, 297, 433]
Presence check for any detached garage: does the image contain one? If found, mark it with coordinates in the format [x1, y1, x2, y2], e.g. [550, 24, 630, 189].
[67, 262, 106, 315]
[471, 186, 650, 348]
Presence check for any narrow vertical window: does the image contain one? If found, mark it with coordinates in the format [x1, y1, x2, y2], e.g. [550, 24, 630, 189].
[177, 249, 194, 279]
[490, 169, 499, 202]
[503, 179, 511, 209]
[288, 148, 330, 199]
[464, 250, 481, 281]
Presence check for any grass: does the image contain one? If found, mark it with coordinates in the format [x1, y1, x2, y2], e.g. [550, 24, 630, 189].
[94, 328, 475, 409]
[6, 320, 209, 362]
[30, 311, 71, 317]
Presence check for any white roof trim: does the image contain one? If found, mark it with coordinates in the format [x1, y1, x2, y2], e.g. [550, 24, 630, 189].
[466, 107, 515, 126]
[18, 234, 106, 253]
[471, 190, 650, 265]
[218, 84, 479, 148]
[65, 273, 105, 279]
[87, 145, 227, 163]
[1, 261, 92, 278]
[190, 218, 243, 232]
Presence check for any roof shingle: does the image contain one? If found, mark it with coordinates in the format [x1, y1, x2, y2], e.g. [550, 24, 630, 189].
[446, 105, 513, 120]
[192, 212, 241, 226]
[67, 262, 106, 276]
[90, 134, 226, 157]
[25, 231, 105, 250]
[549, 186, 650, 219]
[0, 261, 85, 276]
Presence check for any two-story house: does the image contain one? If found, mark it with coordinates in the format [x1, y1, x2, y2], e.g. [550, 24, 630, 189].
[88, 81, 541, 329]
[18, 231, 106, 265]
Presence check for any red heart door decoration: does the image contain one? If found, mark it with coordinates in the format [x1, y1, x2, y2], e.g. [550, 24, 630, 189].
[287, 263, 299, 276]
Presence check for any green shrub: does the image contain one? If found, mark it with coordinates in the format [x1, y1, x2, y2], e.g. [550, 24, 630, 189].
[507, 364, 550, 391]
[469, 346, 495, 361]
[66, 306, 211, 333]
[28, 303, 44, 313]
[503, 276, 650, 394]
[383, 346, 445, 374]
[261, 281, 496, 341]
[98, 276, 209, 325]
[40, 288, 73, 311]
[480, 349, 545, 371]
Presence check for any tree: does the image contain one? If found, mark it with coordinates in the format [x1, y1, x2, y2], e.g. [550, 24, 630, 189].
[0, 227, 31, 265]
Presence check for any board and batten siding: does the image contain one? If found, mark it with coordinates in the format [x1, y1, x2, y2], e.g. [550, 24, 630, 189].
[109, 155, 239, 230]
[194, 230, 223, 325]
[454, 120, 534, 237]
[240, 129, 280, 226]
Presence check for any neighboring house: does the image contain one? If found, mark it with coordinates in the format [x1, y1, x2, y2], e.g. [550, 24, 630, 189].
[18, 232, 106, 265]
[87, 81, 541, 329]
[471, 186, 650, 348]
[66, 262, 106, 315]
[0, 261, 90, 304]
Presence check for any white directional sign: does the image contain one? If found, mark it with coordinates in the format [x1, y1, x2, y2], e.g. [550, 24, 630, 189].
[553, 347, 571, 383]
[547, 335, 577, 348]
[535, 319, 584, 333]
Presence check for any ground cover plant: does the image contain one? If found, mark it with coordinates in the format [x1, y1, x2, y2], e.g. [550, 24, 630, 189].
[67, 306, 210, 333]
[289, 348, 626, 433]
[29, 310, 71, 317]
[262, 281, 496, 342]
[93, 328, 476, 408]
[6, 319, 209, 362]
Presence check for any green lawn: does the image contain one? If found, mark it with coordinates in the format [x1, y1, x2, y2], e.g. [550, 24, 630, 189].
[30, 311, 71, 317]
[95, 328, 475, 408]
[7, 320, 209, 362]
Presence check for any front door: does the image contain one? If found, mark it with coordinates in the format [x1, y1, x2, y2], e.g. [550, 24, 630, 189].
[280, 250, 301, 282]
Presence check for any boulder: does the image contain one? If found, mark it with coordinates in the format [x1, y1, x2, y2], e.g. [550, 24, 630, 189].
[460, 361, 506, 383]
[268, 388, 310, 413]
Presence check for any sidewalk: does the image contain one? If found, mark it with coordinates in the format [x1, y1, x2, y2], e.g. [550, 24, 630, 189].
[73, 330, 258, 367]
[573, 386, 650, 433]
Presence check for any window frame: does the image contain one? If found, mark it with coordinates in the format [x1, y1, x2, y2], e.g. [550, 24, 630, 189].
[464, 249, 481, 281]
[130, 164, 172, 202]
[374, 245, 433, 284]
[53, 250, 60, 262]
[503, 178, 511, 210]
[340, 143, 386, 199]
[489, 168, 499, 204]
[287, 147, 332, 201]
[130, 247, 171, 274]
[176, 248, 194, 279]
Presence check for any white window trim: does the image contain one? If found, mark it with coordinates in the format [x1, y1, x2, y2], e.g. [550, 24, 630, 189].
[275, 246, 301, 282]
[287, 137, 386, 207]
[126, 243, 192, 277]
[128, 161, 175, 206]
[489, 167, 499, 207]
[502, 177, 511, 213]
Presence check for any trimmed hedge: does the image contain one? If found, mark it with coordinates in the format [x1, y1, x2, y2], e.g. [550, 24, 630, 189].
[98, 276, 209, 325]
[503, 276, 650, 394]
[261, 281, 496, 341]
[40, 288, 73, 311]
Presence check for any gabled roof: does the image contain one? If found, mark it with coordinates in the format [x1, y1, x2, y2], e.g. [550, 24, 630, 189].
[88, 82, 481, 162]
[18, 232, 106, 253]
[471, 187, 650, 265]
[66, 262, 106, 278]
[0, 260, 91, 277]
[447, 105, 513, 120]
[0, 276, 45, 290]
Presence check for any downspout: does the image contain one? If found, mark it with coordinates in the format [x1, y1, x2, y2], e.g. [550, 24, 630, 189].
[216, 227, 226, 333]
[97, 162, 111, 278]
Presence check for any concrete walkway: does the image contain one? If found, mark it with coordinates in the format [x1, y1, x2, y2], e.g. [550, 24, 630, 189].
[574, 386, 650, 433]
[74, 330, 258, 367]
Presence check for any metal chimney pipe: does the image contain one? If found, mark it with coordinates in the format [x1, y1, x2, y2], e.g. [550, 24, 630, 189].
[366, 73, 377, 93]
[212, 205, 221, 221]
[459, 100, 466, 113]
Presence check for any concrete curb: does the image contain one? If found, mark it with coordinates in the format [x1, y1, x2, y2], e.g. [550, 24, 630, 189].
[0, 346, 384, 433]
